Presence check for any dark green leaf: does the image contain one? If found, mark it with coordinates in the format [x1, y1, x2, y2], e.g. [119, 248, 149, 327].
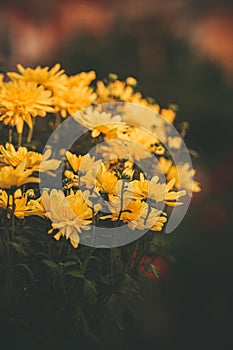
[15, 263, 37, 281]
[83, 279, 98, 304]
[41, 259, 58, 270]
[65, 271, 85, 279]
[9, 242, 27, 256]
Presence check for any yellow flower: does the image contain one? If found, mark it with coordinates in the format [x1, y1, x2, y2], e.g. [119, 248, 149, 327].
[123, 105, 167, 143]
[0, 144, 60, 175]
[96, 80, 134, 102]
[101, 196, 148, 229]
[0, 159, 39, 189]
[167, 136, 182, 149]
[126, 203, 167, 231]
[128, 127, 160, 153]
[163, 178, 186, 205]
[0, 189, 8, 209]
[122, 165, 134, 180]
[81, 189, 102, 213]
[0, 81, 54, 134]
[7, 63, 66, 91]
[0, 188, 27, 218]
[126, 76, 137, 86]
[127, 173, 149, 201]
[66, 71, 96, 88]
[25, 196, 46, 217]
[66, 153, 102, 190]
[73, 108, 122, 136]
[158, 157, 173, 174]
[0, 143, 28, 167]
[119, 200, 147, 230]
[125, 174, 186, 206]
[66, 152, 101, 174]
[67, 190, 93, 221]
[97, 139, 151, 162]
[64, 170, 79, 189]
[0, 188, 45, 218]
[12, 189, 28, 218]
[93, 122, 129, 139]
[34, 148, 61, 175]
[148, 176, 186, 205]
[160, 108, 176, 124]
[167, 163, 201, 193]
[96, 165, 119, 195]
[101, 191, 167, 231]
[144, 208, 167, 231]
[42, 189, 92, 248]
[53, 73, 96, 118]
[96, 78, 161, 113]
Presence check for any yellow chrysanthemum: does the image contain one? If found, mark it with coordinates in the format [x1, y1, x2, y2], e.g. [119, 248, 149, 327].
[123, 105, 167, 143]
[0, 188, 45, 219]
[0, 81, 54, 134]
[144, 208, 167, 231]
[95, 165, 119, 195]
[96, 80, 134, 102]
[65, 152, 102, 190]
[67, 71, 96, 88]
[0, 143, 60, 175]
[64, 170, 79, 189]
[125, 174, 186, 206]
[42, 189, 92, 248]
[97, 138, 152, 162]
[0, 188, 28, 218]
[0, 159, 39, 189]
[158, 157, 173, 175]
[101, 196, 147, 226]
[127, 127, 161, 152]
[53, 72, 96, 118]
[167, 163, 201, 193]
[101, 193, 167, 231]
[96, 78, 160, 113]
[73, 108, 122, 136]
[7, 63, 66, 91]
[66, 152, 101, 174]
[167, 136, 182, 149]
[0, 189, 8, 210]
[160, 108, 176, 124]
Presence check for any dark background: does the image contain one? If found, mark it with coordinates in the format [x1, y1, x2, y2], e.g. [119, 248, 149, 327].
[0, 0, 233, 348]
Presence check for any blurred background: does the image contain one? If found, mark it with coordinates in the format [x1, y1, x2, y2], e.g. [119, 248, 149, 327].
[0, 0, 233, 349]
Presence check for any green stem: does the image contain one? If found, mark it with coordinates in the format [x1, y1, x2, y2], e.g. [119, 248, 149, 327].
[54, 112, 61, 128]
[18, 133, 22, 147]
[8, 128, 12, 143]
[10, 199, 15, 266]
[117, 180, 125, 221]
[144, 202, 151, 225]
[48, 239, 52, 259]
[27, 118, 35, 143]
[125, 240, 140, 272]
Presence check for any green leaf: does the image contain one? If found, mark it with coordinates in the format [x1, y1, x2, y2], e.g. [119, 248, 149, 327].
[41, 259, 58, 270]
[9, 242, 27, 256]
[83, 279, 98, 304]
[64, 255, 83, 268]
[16, 263, 37, 281]
[65, 271, 85, 279]
[111, 248, 121, 263]
[63, 260, 78, 267]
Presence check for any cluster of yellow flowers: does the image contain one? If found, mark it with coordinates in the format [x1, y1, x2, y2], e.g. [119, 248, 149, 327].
[0, 64, 200, 248]
[0, 64, 176, 140]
